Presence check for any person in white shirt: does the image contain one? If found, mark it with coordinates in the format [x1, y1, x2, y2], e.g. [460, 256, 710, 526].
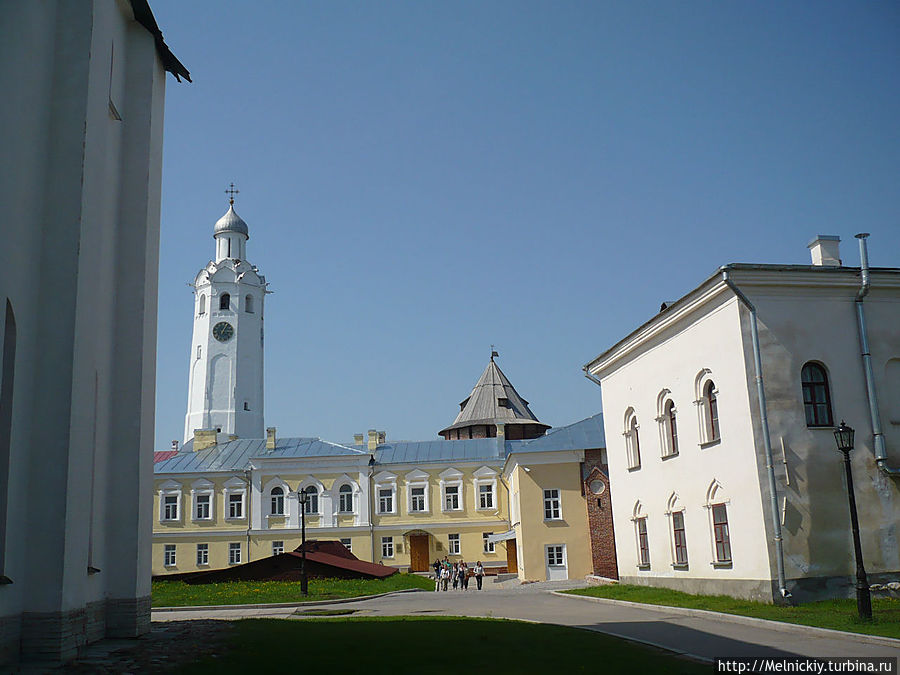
[473, 561, 485, 590]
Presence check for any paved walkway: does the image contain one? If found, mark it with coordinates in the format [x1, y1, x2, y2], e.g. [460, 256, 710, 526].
[152, 585, 900, 661]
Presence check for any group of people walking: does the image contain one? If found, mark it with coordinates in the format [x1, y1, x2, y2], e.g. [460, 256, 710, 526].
[432, 558, 486, 591]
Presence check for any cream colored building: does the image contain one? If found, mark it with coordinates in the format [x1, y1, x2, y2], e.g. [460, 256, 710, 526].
[585, 234, 900, 602]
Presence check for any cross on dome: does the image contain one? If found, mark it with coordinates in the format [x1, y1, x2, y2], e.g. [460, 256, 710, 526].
[225, 182, 239, 205]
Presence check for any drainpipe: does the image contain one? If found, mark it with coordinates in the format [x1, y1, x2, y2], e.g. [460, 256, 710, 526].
[720, 268, 791, 601]
[854, 234, 899, 477]
[368, 456, 376, 562]
[244, 468, 252, 563]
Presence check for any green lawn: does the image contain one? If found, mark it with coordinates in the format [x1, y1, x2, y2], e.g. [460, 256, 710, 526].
[172, 617, 707, 674]
[565, 584, 900, 640]
[152, 574, 434, 607]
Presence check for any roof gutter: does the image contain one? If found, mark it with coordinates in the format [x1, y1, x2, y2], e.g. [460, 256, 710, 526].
[854, 234, 899, 477]
[720, 268, 791, 602]
[583, 369, 603, 387]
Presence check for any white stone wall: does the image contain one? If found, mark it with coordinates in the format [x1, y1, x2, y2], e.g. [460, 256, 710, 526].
[0, 0, 167, 661]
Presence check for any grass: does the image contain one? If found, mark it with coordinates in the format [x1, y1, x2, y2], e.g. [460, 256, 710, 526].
[565, 584, 900, 640]
[152, 573, 434, 607]
[172, 617, 708, 674]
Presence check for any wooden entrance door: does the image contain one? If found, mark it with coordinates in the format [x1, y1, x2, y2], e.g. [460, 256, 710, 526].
[506, 539, 518, 574]
[409, 534, 429, 572]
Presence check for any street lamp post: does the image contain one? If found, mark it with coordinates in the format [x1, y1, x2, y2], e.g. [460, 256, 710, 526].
[298, 488, 309, 596]
[833, 421, 872, 620]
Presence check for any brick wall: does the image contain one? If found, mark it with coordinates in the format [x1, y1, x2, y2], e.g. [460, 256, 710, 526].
[583, 449, 618, 579]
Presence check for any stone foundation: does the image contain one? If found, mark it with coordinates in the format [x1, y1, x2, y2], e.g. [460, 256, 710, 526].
[3, 595, 150, 665]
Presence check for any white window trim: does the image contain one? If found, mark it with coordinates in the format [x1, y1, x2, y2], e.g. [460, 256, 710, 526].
[223, 476, 247, 521]
[482, 532, 495, 554]
[448, 533, 460, 555]
[665, 493, 688, 568]
[340, 537, 352, 553]
[272, 540, 285, 556]
[545, 543, 566, 568]
[381, 536, 394, 559]
[374, 471, 398, 515]
[228, 542, 242, 565]
[158, 481, 182, 523]
[439, 468, 464, 513]
[704, 479, 733, 566]
[631, 501, 650, 568]
[297, 478, 325, 516]
[191, 479, 214, 522]
[623, 409, 641, 470]
[196, 543, 209, 566]
[655, 390, 679, 459]
[263, 477, 289, 519]
[163, 544, 176, 567]
[542, 487, 562, 521]
[694, 369, 721, 446]
[473, 466, 498, 512]
[334, 475, 360, 515]
[405, 469, 431, 514]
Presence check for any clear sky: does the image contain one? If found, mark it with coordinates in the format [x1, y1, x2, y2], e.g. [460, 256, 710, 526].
[150, 1, 900, 448]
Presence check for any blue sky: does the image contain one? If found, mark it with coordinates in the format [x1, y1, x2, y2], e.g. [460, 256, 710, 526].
[150, 1, 900, 447]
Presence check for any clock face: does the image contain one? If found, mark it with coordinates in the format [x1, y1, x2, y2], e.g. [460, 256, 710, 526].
[212, 321, 234, 342]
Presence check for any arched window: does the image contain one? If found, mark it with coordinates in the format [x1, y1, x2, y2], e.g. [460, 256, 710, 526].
[303, 485, 319, 514]
[704, 380, 720, 441]
[663, 400, 678, 456]
[801, 362, 833, 427]
[245, 294, 254, 313]
[338, 484, 353, 513]
[270, 486, 284, 515]
[624, 409, 641, 470]
[198, 294, 206, 316]
[219, 293, 230, 311]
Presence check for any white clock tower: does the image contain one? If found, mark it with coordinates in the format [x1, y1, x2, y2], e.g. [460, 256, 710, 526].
[184, 188, 267, 443]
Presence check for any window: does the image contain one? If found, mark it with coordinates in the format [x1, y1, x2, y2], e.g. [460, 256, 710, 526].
[381, 536, 394, 558]
[801, 362, 833, 427]
[625, 410, 641, 469]
[194, 493, 211, 520]
[163, 494, 179, 521]
[448, 533, 460, 555]
[229, 542, 242, 564]
[243, 401, 250, 411]
[340, 538, 352, 552]
[478, 484, 494, 509]
[547, 545, 565, 567]
[662, 399, 678, 457]
[196, 544, 208, 566]
[219, 293, 230, 311]
[272, 541, 284, 556]
[270, 486, 284, 515]
[198, 294, 206, 316]
[636, 518, 650, 566]
[444, 485, 459, 511]
[705, 381, 720, 441]
[378, 488, 394, 514]
[483, 532, 495, 554]
[0, 301, 17, 575]
[196, 345, 202, 360]
[338, 484, 353, 513]
[672, 511, 688, 565]
[228, 493, 244, 519]
[303, 485, 319, 514]
[164, 544, 176, 567]
[245, 294, 254, 313]
[712, 503, 732, 563]
[543, 489, 561, 520]
[410, 486, 426, 512]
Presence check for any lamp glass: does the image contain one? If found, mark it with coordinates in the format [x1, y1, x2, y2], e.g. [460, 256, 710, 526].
[834, 421, 855, 453]
[298, 490, 308, 505]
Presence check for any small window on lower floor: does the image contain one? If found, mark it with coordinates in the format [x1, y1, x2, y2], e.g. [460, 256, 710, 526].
[483, 532, 495, 554]
[196, 544, 209, 566]
[448, 533, 460, 555]
[340, 538, 352, 553]
[164, 544, 176, 567]
[229, 542, 242, 564]
[712, 503, 732, 563]
[636, 517, 650, 566]
[381, 536, 394, 558]
[272, 541, 284, 556]
[546, 545, 565, 567]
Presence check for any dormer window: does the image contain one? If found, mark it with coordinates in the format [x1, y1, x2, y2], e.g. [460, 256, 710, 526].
[497, 397, 509, 408]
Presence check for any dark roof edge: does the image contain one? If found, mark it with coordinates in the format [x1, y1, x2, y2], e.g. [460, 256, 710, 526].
[130, 0, 192, 82]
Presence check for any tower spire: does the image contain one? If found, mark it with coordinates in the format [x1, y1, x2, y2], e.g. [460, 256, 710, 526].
[225, 182, 239, 206]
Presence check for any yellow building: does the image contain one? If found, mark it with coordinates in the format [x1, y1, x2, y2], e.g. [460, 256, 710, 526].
[153, 359, 607, 582]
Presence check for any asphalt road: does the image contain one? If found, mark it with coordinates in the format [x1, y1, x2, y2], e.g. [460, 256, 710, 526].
[153, 585, 900, 662]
